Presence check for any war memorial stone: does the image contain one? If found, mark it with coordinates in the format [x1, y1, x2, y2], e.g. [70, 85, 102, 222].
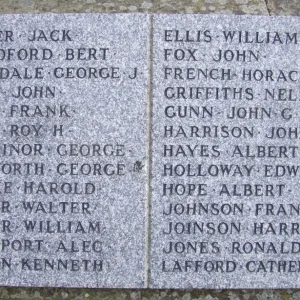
[0, 14, 149, 288]
[0, 12, 300, 290]
[151, 14, 300, 289]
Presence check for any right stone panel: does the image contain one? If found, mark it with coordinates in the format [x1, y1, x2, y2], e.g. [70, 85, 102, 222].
[151, 14, 300, 289]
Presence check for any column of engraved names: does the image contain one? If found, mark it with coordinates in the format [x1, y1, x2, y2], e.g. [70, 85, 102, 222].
[156, 17, 300, 282]
[0, 25, 127, 275]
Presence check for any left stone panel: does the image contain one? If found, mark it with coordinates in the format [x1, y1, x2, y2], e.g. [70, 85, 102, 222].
[0, 14, 149, 288]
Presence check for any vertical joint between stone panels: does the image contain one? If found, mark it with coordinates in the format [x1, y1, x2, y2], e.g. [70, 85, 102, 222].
[145, 13, 154, 289]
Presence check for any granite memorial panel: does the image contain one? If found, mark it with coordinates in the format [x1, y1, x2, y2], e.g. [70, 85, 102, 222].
[151, 14, 300, 288]
[1, 12, 300, 290]
[0, 14, 149, 288]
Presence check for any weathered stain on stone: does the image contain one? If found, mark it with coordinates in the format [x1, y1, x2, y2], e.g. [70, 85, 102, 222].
[267, 0, 300, 16]
[0, 289, 299, 299]
[0, 0, 268, 14]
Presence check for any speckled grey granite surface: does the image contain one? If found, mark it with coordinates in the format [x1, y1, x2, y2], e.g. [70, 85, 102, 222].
[0, 13, 148, 288]
[151, 13, 300, 289]
[0, 0, 299, 299]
